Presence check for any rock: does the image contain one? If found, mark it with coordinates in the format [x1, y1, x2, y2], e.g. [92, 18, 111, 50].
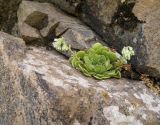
[11, 23, 19, 37]
[132, 0, 160, 78]
[18, 23, 43, 44]
[17, 1, 48, 44]
[0, 0, 21, 32]
[40, 19, 59, 40]
[37, 0, 121, 25]
[31, 0, 79, 15]
[0, 31, 160, 125]
[0, 0, 49, 32]
[47, 0, 160, 79]
[24, 11, 48, 30]
[17, 2, 48, 30]
[17, 1, 103, 50]
[1, 0, 160, 78]
[0, 32, 25, 61]
[79, 0, 121, 24]
[3, 0, 152, 79]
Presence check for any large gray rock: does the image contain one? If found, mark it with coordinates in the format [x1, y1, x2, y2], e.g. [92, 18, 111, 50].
[0, 32, 160, 125]
[1, 0, 159, 79]
[33, 0, 120, 24]
[18, 23, 42, 44]
[17, 1, 103, 50]
[17, 2, 48, 30]
[0, 0, 49, 32]
[132, 0, 160, 78]
[25, 11, 48, 30]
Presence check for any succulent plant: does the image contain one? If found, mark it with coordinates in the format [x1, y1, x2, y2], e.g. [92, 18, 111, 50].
[52, 37, 135, 80]
[69, 43, 124, 79]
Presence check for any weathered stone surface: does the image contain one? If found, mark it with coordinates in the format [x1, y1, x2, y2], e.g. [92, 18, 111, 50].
[29, 0, 80, 15]
[18, 23, 42, 44]
[80, 0, 120, 24]
[0, 0, 121, 33]
[17, 1, 103, 50]
[0, 0, 21, 32]
[35, 0, 121, 25]
[17, 1, 48, 29]
[132, 0, 160, 78]
[0, 32, 25, 61]
[0, 32, 160, 125]
[25, 11, 48, 30]
[51, 0, 160, 79]
[40, 19, 59, 39]
[0, 0, 159, 79]
[36, 0, 159, 79]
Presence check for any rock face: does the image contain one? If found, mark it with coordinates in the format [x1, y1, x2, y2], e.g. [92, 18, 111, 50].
[1, 32, 160, 125]
[1, 0, 160, 78]
[43, 0, 160, 79]
[17, 1, 103, 50]
[18, 23, 43, 44]
[132, 0, 160, 78]
[0, 0, 21, 32]
[0, 0, 160, 125]
[44, 0, 121, 24]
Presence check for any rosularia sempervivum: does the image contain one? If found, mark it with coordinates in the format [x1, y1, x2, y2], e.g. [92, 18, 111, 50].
[70, 43, 125, 79]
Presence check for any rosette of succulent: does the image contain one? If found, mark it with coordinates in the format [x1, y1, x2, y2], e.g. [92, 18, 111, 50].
[52, 37, 135, 80]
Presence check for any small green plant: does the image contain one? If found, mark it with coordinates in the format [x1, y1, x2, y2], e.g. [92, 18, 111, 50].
[53, 38, 135, 80]
[70, 43, 123, 79]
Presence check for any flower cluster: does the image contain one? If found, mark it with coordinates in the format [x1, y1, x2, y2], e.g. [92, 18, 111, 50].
[52, 37, 70, 52]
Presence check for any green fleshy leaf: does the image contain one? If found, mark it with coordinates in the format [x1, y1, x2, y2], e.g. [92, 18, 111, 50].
[69, 42, 127, 80]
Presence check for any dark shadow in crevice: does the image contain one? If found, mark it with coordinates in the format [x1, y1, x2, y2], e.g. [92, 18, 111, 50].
[111, 1, 144, 31]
